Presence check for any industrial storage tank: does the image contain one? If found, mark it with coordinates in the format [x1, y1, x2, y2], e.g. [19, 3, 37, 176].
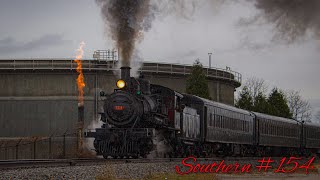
[0, 58, 241, 137]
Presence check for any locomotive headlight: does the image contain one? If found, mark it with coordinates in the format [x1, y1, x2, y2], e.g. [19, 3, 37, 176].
[116, 79, 126, 89]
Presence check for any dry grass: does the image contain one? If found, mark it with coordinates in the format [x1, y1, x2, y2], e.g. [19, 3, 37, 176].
[96, 165, 118, 180]
[96, 173, 117, 180]
[95, 161, 320, 180]
[143, 173, 217, 180]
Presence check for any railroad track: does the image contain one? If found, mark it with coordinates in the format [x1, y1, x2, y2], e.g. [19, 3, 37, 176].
[0, 158, 105, 170]
[0, 157, 275, 170]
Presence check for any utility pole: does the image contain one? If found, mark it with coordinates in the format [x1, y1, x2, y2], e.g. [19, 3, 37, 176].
[208, 52, 212, 69]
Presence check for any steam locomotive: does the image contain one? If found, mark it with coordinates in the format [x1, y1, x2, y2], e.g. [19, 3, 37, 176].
[86, 67, 320, 158]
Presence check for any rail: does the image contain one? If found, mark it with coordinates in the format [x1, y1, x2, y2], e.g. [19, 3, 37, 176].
[0, 59, 241, 85]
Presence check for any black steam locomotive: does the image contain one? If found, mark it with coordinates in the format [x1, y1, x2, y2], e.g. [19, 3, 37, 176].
[86, 67, 320, 158]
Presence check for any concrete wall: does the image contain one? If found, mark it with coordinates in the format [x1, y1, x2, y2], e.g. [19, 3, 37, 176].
[0, 72, 101, 137]
[0, 98, 95, 136]
[144, 74, 236, 104]
[0, 69, 237, 137]
[0, 72, 117, 96]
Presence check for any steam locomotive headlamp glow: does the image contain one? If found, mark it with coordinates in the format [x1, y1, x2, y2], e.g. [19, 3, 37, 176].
[116, 79, 126, 89]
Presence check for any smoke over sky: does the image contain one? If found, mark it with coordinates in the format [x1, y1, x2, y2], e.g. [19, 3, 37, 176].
[95, 0, 198, 66]
[96, 0, 320, 66]
[252, 0, 320, 42]
[96, 0, 154, 66]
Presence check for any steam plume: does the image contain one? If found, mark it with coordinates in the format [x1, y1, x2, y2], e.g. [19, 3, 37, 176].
[253, 0, 320, 42]
[83, 116, 104, 157]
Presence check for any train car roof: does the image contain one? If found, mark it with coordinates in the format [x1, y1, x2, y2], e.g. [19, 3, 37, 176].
[181, 94, 204, 105]
[252, 112, 299, 125]
[150, 84, 183, 97]
[183, 94, 252, 116]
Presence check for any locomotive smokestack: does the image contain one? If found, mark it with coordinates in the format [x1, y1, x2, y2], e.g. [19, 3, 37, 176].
[121, 66, 131, 82]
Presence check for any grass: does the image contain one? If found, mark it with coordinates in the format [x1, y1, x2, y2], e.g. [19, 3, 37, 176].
[95, 161, 319, 180]
[143, 173, 217, 180]
[96, 169, 218, 180]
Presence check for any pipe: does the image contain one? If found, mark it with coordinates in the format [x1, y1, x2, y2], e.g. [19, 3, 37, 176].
[77, 103, 84, 155]
[78, 103, 84, 123]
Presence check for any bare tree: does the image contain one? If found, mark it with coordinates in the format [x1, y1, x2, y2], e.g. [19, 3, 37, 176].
[243, 77, 268, 105]
[286, 90, 312, 122]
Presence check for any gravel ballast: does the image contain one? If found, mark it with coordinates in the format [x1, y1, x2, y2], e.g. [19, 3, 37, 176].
[0, 159, 319, 179]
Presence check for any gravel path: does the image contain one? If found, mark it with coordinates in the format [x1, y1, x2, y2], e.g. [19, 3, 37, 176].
[0, 159, 318, 179]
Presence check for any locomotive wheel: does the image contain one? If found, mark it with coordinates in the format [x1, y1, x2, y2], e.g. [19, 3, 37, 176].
[195, 151, 201, 158]
[257, 149, 265, 157]
[239, 146, 245, 157]
[140, 154, 147, 158]
[103, 154, 108, 159]
[240, 149, 245, 157]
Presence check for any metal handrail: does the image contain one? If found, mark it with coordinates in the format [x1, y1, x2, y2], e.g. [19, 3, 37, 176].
[0, 59, 242, 84]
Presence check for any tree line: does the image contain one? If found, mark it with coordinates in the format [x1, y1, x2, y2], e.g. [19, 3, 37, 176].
[236, 77, 312, 122]
[185, 60, 313, 123]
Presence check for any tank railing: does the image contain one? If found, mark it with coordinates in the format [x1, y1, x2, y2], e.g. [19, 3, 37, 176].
[0, 59, 241, 84]
[140, 62, 242, 84]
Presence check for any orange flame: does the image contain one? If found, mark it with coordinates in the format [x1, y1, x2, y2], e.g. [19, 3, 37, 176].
[74, 41, 85, 106]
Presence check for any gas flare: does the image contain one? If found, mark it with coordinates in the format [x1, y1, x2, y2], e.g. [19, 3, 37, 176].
[74, 41, 85, 105]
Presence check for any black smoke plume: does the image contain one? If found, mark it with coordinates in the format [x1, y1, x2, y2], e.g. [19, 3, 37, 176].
[96, 0, 198, 66]
[96, 0, 154, 67]
[253, 0, 320, 42]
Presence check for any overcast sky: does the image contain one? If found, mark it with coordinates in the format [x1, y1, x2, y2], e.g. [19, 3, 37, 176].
[0, 0, 319, 119]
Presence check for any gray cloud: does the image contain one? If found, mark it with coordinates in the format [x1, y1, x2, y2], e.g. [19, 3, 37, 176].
[239, 0, 320, 43]
[0, 34, 70, 54]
